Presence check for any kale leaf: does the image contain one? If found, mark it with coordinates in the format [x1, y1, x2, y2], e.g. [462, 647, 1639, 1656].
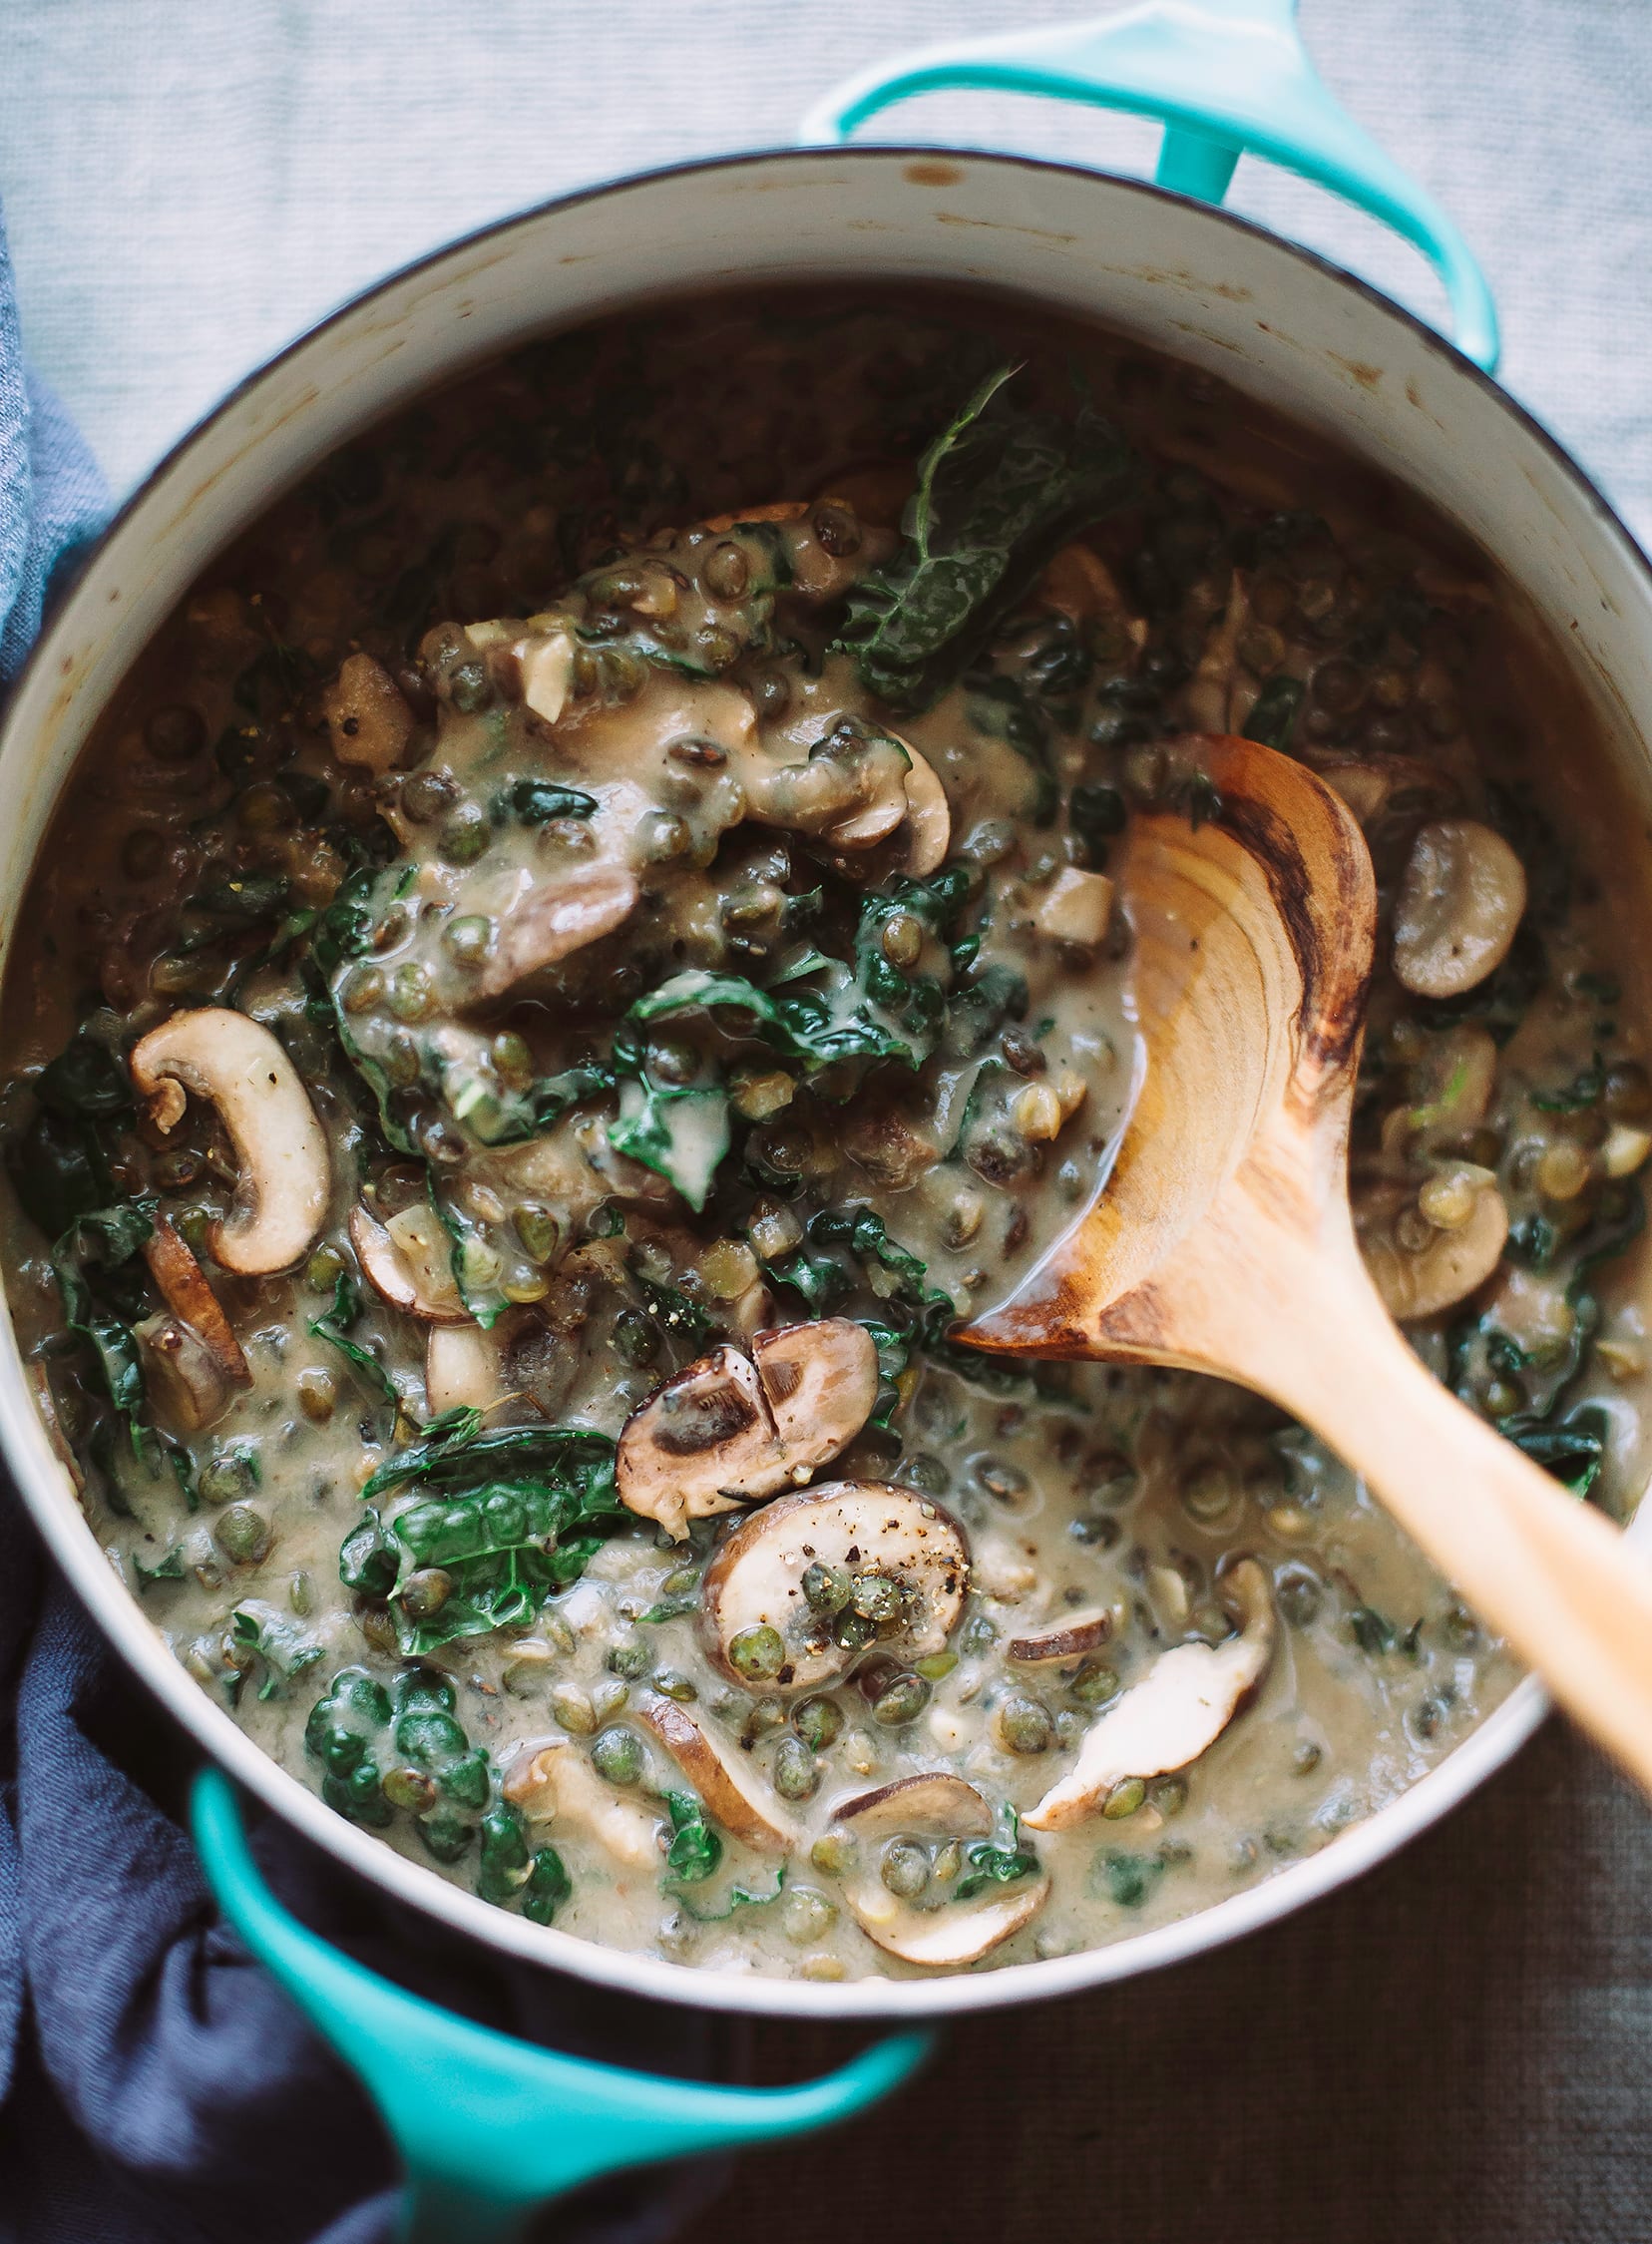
[833, 364, 1137, 709]
[50, 1199, 156, 1453]
[308, 1270, 398, 1405]
[352, 1418, 622, 1651]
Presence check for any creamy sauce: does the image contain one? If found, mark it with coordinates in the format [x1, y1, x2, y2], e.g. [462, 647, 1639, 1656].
[2, 293, 1646, 1982]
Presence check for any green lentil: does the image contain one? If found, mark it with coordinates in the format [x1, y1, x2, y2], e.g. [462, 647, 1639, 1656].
[591, 1727, 644, 1786]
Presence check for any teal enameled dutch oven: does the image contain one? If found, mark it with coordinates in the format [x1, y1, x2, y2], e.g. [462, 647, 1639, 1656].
[7, 4, 1651, 2236]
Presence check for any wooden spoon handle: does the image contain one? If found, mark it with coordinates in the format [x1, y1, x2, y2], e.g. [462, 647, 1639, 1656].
[1265, 1263, 1652, 1794]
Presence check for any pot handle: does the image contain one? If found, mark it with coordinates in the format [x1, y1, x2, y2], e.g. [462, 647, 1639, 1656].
[798, 0, 1499, 373]
[191, 1769, 930, 2244]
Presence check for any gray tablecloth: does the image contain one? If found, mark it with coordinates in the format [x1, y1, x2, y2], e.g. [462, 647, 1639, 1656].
[0, 3, 1649, 2237]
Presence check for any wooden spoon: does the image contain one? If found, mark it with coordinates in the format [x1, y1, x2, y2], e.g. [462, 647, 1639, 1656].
[968, 732, 1652, 1793]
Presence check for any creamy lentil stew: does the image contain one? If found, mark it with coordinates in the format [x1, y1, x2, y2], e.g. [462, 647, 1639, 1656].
[4, 294, 1648, 1981]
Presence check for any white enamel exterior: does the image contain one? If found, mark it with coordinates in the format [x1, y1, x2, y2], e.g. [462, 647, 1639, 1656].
[4, 151, 1650, 2021]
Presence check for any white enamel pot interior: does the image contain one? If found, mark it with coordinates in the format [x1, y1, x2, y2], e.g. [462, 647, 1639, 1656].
[4, 149, 1651, 2021]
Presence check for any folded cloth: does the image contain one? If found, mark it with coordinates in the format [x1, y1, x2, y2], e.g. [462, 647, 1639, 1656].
[0, 199, 722, 2244]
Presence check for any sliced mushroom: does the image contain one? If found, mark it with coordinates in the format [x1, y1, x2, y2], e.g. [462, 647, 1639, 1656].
[835, 1772, 995, 1841]
[700, 1481, 970, 1692]
[633, 1692, 794, 1853]
[142, 1213, 250, 1385]
[1036, 542, 1144, 664]
[425, 1322, 502, 1415]
[893, 736, 951, 876]
[29, 1362, 84, 1491]
[501, 1739, 665, 1872]
[617, 1344, 772, 1539]
[130, 1009, 329, 1275]
[616, 1318, 878, 1540]
[1361, 1174, 1508, 1321]
[1318, 752, 1458, 834]
[469, 862, 640, 1003]
[134, 1312, 238, 1431]
[831, 1773, 1046, 1967]
[1024, 1559, 1275, 1832]
[322, 653, 415, 772]
[1033, 866, 1114, 948]
[1393, 818, 1527, 999]
[751, 1318, 880, 1459]
[350, 1201, 467, 1323]
[1183, 572, 1250, 734]
[1007, 1608, 1113, 1665]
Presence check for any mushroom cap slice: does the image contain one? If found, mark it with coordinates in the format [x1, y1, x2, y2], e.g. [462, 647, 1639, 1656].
[130, 1009, 329, 1275]
[832, 1774, 1046, 1967]
[617, 1344, 776, 1539]
[351, 1202, 469, 1324]
[849, 1881, 1047, 1969]
[750, 1317, 879, 1467]
[896, 740, 952, 876]
[142, 1213, 250, 1385]
[1393, 817, 1527, 999]
[1024, 1559, 1276, 1832]
[1360, 1175, 1508, 1321]
[29, 1362, 84, 1492]
[1007, 1607, 1113, 1665]
[633, 1692, 795, 1853]
[469, 862, 640, 1002]
[134, 1311, 239, 1431]
[834, 1772, 995, 1842]
[700, 1481, 970, 1692]
[501, 1739, 665, 1874]
[616, 1318, 879, 1541]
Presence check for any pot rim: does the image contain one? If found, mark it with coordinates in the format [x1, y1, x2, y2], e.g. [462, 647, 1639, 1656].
[2, 143, 1640, 2020]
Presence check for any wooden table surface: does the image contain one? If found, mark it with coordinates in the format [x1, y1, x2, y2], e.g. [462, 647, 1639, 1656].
[683, 1720, 1652, 2244]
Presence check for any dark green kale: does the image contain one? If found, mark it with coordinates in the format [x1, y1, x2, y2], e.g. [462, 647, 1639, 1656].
[308, 1270, 398, 1405]
[834, 364, 1137, 709]
[350, 1418, 622, 1652]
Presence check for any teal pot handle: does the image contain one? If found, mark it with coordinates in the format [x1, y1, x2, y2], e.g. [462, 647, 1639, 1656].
[192, 1770, 930, 2244]
[799, 0, 1499, 373]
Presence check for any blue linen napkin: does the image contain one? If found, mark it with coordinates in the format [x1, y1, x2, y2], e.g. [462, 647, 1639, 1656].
[0, 200, 721, 2244]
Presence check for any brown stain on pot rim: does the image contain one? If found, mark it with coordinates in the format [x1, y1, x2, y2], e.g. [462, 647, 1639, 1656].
[933, 209, 1078, 245]
[904, 159, 965, 188]
[1328, 353, 1383, 391]
[177, 382, 322, 523]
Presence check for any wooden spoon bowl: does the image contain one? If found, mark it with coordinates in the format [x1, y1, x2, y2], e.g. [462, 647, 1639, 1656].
[968, 734, 1652, 1795]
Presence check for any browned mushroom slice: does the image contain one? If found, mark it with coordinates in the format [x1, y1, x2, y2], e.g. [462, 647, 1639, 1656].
[750, 1318, 879, 1464]
[633, 1693, 794, 1853]
[617, 1344, 774, 1540]
[321, 653, 415, 772]
[350, 1202, 468, 1324]
[29, 1362, 84, 1491]
[1007, 1608, 1113, 1665]
[130, 1009, 328, 1275]
[501, 1739, 665, 1873]
[1024, 1560, 1275, 1833]
[142, 1213, 250, 1386]
[831, 1773, 1047, 1967]
[835, 1773, 995, 1841]
[616, 1319, 878, 1541]
[134, 1312, 239, 1431]
[468, 862, 640, 1003]
[700, 1481, 970, 1692]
